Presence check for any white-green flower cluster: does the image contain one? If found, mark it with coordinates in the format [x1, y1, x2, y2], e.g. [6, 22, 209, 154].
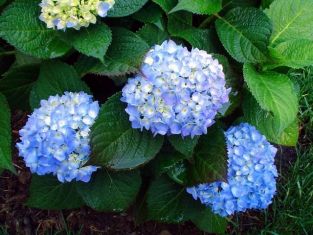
[39, 0, 115, 30]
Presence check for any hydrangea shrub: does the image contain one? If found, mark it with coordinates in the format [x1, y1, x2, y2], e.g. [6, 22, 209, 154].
[0, 0, 307, 233]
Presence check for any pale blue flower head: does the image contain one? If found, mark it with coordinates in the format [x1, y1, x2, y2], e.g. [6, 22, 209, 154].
[121, 40, 230, 137]
[187, 123, 278, 217]
[17, 92, 100, 183]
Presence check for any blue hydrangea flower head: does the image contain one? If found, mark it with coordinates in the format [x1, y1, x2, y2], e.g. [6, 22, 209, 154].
[121, 40, 231, 137]
[187, 123, 278, 217]
[39, 0, 115, 30]
[17, 92, 100, 183]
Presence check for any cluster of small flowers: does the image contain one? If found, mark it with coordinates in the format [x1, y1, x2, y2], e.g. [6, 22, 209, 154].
[121, 40, 230, 137]
[187, 123, 278, 217]
[39, 0, 115, 30]
[17, 92, 100, 183]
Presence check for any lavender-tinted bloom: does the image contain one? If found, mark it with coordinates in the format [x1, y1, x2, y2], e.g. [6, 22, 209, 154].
[121, 40, 230, 137]
[187, 123, 278, 217]
[17, 92, 100, 183]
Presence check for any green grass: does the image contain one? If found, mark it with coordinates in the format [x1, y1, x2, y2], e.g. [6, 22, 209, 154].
[257, 66, 313, 234]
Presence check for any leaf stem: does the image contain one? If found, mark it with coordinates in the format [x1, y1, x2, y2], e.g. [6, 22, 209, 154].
[0, 50, 15, 56]
[199, 15, 216, 29]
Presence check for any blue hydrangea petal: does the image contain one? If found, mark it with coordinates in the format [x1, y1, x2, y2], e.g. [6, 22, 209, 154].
[17, 92, 100, 183]
[186, 123, 278, 217]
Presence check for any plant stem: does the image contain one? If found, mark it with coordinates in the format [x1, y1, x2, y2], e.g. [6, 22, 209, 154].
[0, 50, 15, 56]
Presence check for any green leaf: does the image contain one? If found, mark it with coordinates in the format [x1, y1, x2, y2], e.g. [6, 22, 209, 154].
[167, 160, 188, 185]
[189, 124, 227, 184]
[189, 206, 227, 234]
[76, 170, 141, 212]
[91, 93, 164, 170]
[0, 93, 14, 173]
[243, 64, 298, 132]
[154, 149, 188, 176]
[26, 175, 84, 210]
[132, 3, 163, 25]
[94, 27, 149, 77]
[63, 24, 112, 62]
[146, 176, 190, 223]
[168, 12, 215, 53]
[215, 7, 272, 63]
[0, 65, 39, 110]
[269, 39, 313, 69]
[168, 136, 199, 157]
[170, 0, 222, 15]
[243, 92, 299, 146]
[152, 0, 177, 13]
[137, 24, 169, 46]
[29, 61, 90, 110]
[108, 0, 148, 17]
[0, 0, 70, 58]
[265, 0, 313, 46]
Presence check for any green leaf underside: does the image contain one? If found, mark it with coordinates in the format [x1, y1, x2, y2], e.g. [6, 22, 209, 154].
[215, 7, 272, 63]
[243, 64, 298, 133]
[29, 61, 90, 110]
[0, 93, 14, 172]
[170, 0, 222, 15]
[189, 124, 227, 185]
[94, 27, 149, 77]
[0, 65, 39, 110]
[63, 24, 112, 62]
[76, 170, 141, 212]
[243, 92, 299, 146]
[91, 93, 164, 170]
[269, 39, 313, 69]
[26, 175, 84, 210]
[265, 0, 313, 46]
[108, 0, 149, 17]
[0, 0, 70, 58]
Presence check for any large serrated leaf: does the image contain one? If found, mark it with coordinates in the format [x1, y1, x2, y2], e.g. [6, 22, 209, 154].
[146, 176, 190, 223]
[188, 206, 227, 234]
[188, 124, 227, 185]
[0, 93, 14, 173]
[152, 0, 177, 13]
[76, 170, 141, 212]
[26, 175, 84, 210]
[168, 136, 199, 157]
[29, 61, 90, 110]
[94, 27, 149, 77]
[215, 7, 272, 63]
[108, 0, 148, 17]
[265, 0, 313, 46]
[0, 65, 39, 110]
[170, 0, 222, 15]
[268, 39, 313, 69]
[168, 12, 214, 53]
[137, 24, 169, 46]
[0, 0, 70, 58]
[243, 64, 298, 132]
[62, 24, 112, 62]
[90, 93, 164, 170]
[242, 92, 299, 146]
